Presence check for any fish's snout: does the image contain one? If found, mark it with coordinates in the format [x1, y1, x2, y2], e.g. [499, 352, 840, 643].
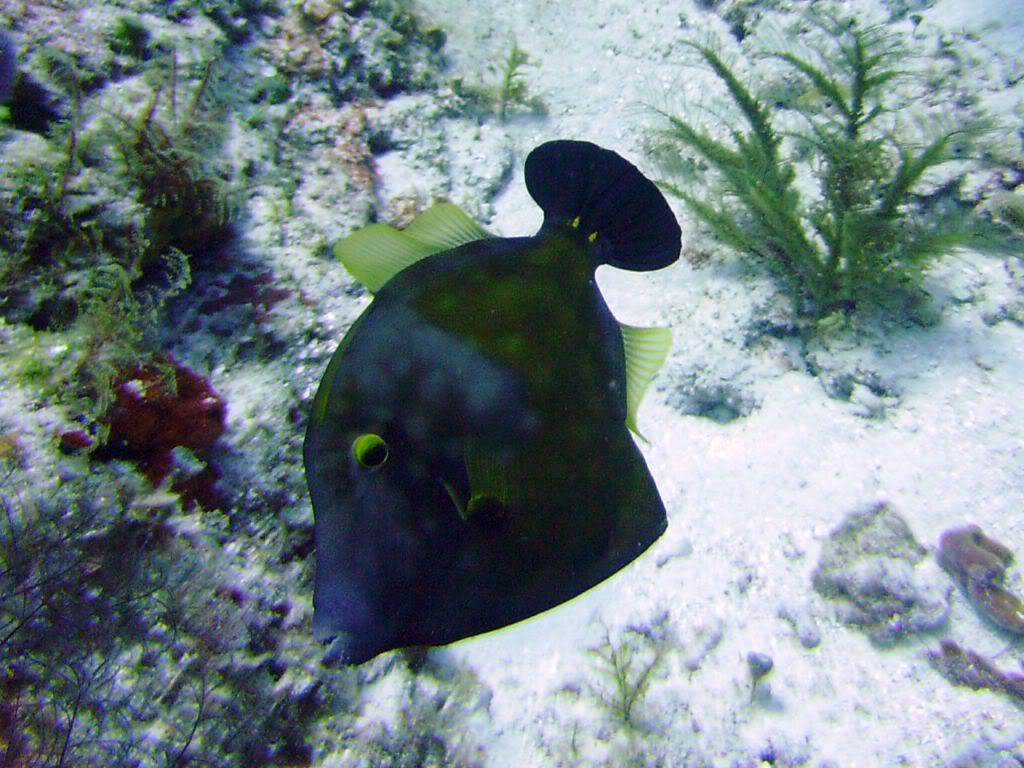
[320, 629, 385, 666]
[321, 631, 355, 665]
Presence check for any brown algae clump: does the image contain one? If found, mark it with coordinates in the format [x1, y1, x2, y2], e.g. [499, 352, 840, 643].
[938, 525, 1024, 635]
[927, 640, 1024, 704]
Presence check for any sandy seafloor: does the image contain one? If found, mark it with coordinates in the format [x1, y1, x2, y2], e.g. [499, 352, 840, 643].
[2, 0, 1024, 764]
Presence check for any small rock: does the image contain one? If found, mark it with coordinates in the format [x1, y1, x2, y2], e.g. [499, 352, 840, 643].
[777, 601, 822, 648]
[746, 651, 773, 682]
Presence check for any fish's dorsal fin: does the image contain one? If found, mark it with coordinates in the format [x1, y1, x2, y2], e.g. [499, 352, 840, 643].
[334, 225, 435, 293]
[334, 203, 492, 292]
[405, 203, 492, 250]
[524, 140, 681, 272]
[620, 323, 672, 440]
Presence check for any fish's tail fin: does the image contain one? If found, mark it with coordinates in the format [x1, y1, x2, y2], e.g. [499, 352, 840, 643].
[525, 140, 681, 271]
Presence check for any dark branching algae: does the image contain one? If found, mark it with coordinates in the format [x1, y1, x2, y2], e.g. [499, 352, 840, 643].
[305, 140, 681, 664]
[654, 12, 999, 320]
[938, 524, 1024, 635]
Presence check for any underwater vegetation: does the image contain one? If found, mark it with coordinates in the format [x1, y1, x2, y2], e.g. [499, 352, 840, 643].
[983, 190, 1024, 234]
[0, 47, 229, 419]
[541, 615, 714, 768]
[585, 621, 670, 732]
[927, 639, 1024, 705]
[0, 472, 328, 767]
[938, 524, 1024, 636]
[654, 12, 1005, 321]
[119, 57, 233, 270]
[452, 42, 547, 123]
[306, 140, 680, 663]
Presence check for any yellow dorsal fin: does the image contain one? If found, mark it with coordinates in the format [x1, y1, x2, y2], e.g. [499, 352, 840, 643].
[333, 224, 435, 292]
[333, 203, 491, 293]
[405, 202, 492, 250]
[620, 323, 672, 440]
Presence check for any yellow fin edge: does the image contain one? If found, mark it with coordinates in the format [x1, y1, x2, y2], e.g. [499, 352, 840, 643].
[333, 203, 492, 292]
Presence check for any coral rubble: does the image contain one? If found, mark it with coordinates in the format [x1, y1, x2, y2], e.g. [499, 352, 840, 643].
[812, 502, 951, 642]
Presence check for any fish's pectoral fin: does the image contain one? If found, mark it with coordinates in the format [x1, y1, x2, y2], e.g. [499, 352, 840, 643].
[334, 203, 492, 292]
[441, 478, 468, 520]
[620, 323, 672, 441]
[464, 494, 511, 537]
[443, 468, 511, 537]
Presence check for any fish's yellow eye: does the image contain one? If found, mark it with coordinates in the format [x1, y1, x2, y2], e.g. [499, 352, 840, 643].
[353, 433, 389, 469]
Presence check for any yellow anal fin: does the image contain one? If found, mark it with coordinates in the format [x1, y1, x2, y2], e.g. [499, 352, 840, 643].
[333, 203, 492, 293]
[620, 323, 672, 441]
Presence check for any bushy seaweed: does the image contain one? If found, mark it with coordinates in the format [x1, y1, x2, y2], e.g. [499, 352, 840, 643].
[655, 12, 1002, 320]
[0, 51, 229, 416]
[1, 472, 194, 766]
[0, 468, 326, 767]
[586, 621, 669, 731]
[119, 56, 233, 269]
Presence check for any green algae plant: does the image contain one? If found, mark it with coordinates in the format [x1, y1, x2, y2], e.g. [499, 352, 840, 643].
[452, 42, 547, 123]
[119, 56, 233, 270]
[586, 621, 670, 732]
[0, 50, 226, 417]
[495, 44, 538, 122]
[654, 13, 999, 321]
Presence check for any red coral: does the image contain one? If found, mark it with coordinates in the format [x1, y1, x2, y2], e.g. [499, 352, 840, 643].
[101, 357, 226, 510]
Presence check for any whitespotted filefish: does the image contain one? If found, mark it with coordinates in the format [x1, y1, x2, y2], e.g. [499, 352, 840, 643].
[305, 140, 681, 663]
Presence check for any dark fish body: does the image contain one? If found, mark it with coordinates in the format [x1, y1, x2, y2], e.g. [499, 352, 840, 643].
[305, 141, 681, 663]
